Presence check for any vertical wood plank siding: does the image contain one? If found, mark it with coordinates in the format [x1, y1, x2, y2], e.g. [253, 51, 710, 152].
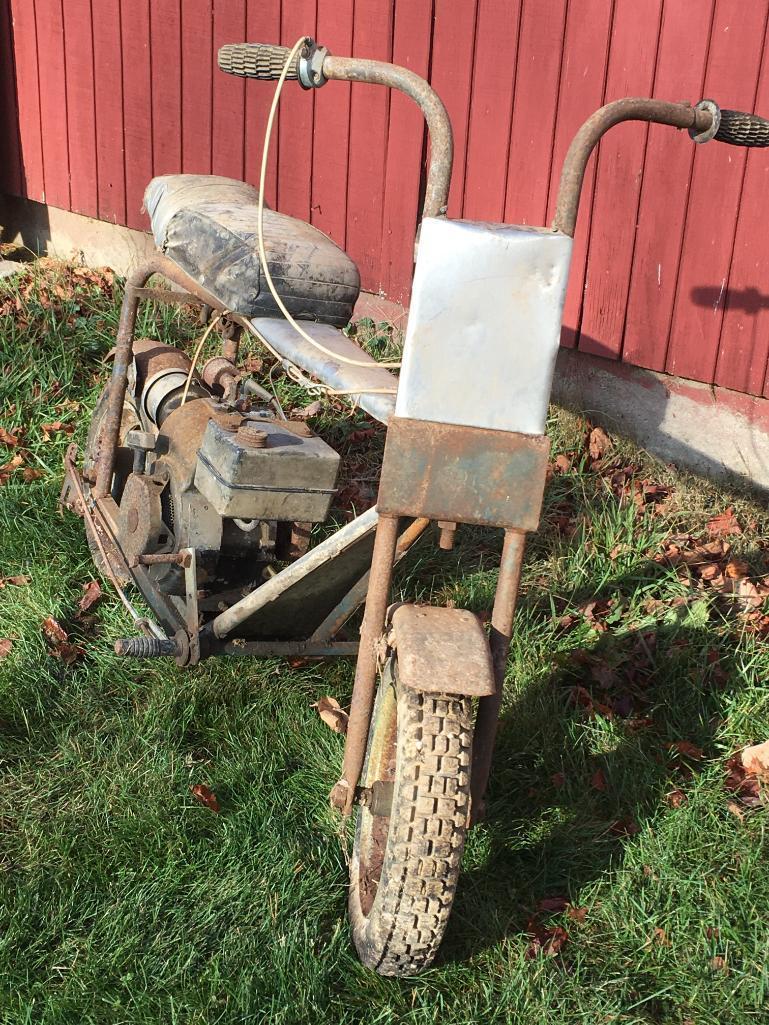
[3, 1, 769, 396]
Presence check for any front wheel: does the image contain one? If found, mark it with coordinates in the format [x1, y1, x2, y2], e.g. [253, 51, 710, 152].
[349, 657, 474, 976]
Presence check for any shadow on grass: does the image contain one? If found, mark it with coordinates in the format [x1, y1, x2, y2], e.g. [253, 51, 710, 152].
[440, 560, 751, 966]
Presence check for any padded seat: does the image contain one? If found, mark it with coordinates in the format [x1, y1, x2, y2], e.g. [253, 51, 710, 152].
[144, 175, 361, 326]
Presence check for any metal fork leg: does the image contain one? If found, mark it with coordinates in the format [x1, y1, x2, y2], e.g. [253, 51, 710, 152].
[331, 513, 400, 814]
[470, 528, 526, 819]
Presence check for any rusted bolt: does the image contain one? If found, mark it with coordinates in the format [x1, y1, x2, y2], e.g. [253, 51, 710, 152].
[438, 520, 457, 551]
[237, 423, 269, 448]
[130, 551, 192, 569]
[218, 414, 243, 433]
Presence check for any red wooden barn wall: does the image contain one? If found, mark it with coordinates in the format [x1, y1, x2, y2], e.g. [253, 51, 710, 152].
[3, 0, 769, 397]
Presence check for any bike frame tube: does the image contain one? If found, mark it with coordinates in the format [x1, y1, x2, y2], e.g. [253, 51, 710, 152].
[93, 254, 229, 499]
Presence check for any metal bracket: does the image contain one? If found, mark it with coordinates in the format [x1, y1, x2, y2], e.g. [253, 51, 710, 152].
[180, 548, 200, 666]
[298, 42, 328, 89]
[690, 99, 721, 144]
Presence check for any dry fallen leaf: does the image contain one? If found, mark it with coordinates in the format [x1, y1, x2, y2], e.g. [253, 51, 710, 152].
[78, 580, 102, 614]
[725, 558, 750, 579]
[41, 616, 84, 665]
[0, 638, 12, 659]
[590, 768, 607, 792]
[40, 421, 75, 442]
[741, 740, 769, 777]
[0, 575, 29, 588]
[710, 955, 728, 972]
[553, 453, 572, 474]
[22, 468, 44, 482]
[42, 616, 68, 645]
[313, 695, 349, 734]
[526, 923, 568, 959]
[666, 789, 688, 808]
[707, 507, 742, 537]
[670, 740, 704, 761]
[292, 400, 322, 419]
[538, 896, 569, 914]
[191, 783, 221, 813]
[0, 426, 19, 447]
[566, 905, 588, 924]
[724, 753, 762, 808]
[588, 426, 611, 462]
[649, 927, 671, 947]
[0, 453, 24, 484]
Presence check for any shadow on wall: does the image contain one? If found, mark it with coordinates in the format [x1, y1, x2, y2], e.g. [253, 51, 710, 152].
[0, 193, 51, 261]
[691, 284, 769, 314]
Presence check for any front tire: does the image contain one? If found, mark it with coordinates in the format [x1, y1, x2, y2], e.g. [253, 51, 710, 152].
[349, 658, 474, 976]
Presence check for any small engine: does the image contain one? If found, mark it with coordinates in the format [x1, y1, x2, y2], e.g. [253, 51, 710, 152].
[111, 339, 340, 603]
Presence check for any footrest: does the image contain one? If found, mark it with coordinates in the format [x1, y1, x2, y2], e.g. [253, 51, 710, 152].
[249, 317, 398, 424]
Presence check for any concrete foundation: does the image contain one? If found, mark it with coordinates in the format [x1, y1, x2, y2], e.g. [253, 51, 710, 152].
[3, 192, 769, 495]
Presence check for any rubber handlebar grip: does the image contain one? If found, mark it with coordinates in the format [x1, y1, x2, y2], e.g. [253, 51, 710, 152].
[218, 43, 299, 80]
[715, 109, 769, 148]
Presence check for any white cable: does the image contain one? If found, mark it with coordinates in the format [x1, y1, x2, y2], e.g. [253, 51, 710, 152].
[255, 38, 402, 374]
[180, 310, 228, 406]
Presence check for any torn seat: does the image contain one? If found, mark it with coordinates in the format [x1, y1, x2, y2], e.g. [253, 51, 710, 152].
[144, 175, 361, 326]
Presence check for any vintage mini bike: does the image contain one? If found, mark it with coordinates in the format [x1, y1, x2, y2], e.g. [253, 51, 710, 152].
[61, 36, 769, 975]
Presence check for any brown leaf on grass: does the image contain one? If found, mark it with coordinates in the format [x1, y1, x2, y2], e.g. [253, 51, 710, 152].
[724, 753, 762, 808]
[710, 956, 728, 973]
[649, 927, 671, 947]
[553, 453, 572, 474]
[42, 616, 68, 645]
[40, 421, 75, 442]
[525, 922, 569, 959]
[740, 740, 769, 777]
[707, 507, 742, 537]
[22, 467, 43, 482]
[590, 768, 607, 791]
[0, 453, 24, 484]
[313, 695, 349, 734]
[706, 926, 720, 940]
[41, 616, 84, 665]
[566, 905, 588, 924]
[291, 399, 322, 419]
[666, 788, 688, 808]
[191, 783, 220, 813]
[0, 575, 29, 588]
[570, 685, 614, 719]
[609, 818, 640, 837]
[78, 580, 102, 614]
[670, 740, 704, 761]
[538, 896, 569, 914]
[731, 577, 767, 611]
[551, 771, 566, 788]
[0, 638, 12, 659]
[588, 426, 611, 462]
[0, 426, 19, 447]
[725, 558, 750, 579]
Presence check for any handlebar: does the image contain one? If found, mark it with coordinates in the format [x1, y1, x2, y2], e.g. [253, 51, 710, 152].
[218, 42, 302, 82]
[219, 42, 769, 235]
[715, 108, 769, 147]
[217, 38, 453, 220]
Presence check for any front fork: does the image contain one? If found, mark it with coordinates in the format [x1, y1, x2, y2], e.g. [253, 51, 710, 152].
[329, 512, 527, 821]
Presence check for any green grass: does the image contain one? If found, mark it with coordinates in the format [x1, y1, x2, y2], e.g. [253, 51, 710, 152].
[2, 259, 769, 1023]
